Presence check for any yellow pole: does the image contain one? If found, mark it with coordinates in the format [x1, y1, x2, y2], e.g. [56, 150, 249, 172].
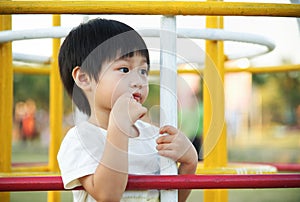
[225, 64, 300, 74]
[216, 9, 227, 171]
[0, 15, 12, 202]
[0, 1, 300, 17]
[13, 65, 51, 75]
[203, 0, 227, 201]
[148, 64, 300, 76]
[48, 14, 62, 202]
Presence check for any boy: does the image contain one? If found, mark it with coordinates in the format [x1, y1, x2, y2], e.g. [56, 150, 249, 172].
[57, 18, 198, 202]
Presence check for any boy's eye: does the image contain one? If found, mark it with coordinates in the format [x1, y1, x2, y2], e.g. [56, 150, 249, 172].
[119, 67, 129, 73]
[140, 69, 148, 76]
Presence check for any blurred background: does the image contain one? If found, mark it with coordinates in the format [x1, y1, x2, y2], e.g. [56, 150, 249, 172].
[9, 0, 300, 201]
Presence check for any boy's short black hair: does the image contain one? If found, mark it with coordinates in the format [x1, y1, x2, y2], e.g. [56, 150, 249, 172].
[58, 18, 150, 116]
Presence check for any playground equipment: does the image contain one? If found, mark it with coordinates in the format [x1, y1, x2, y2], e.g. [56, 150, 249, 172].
[1, 1, 300, 202]
[0, 27, 276, 60]
[1, 174, 300, 191]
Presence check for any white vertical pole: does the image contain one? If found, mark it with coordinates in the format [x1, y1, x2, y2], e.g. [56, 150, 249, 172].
[160, 16, 178, 202]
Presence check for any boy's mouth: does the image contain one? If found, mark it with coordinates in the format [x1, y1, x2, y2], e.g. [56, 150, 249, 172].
[132, 93, 142, 102]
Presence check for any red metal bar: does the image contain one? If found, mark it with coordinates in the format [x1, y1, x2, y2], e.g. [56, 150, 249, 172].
[0, 176, 64, 192]
[0, 174, 300, 192]
[127, 174, 300, 190]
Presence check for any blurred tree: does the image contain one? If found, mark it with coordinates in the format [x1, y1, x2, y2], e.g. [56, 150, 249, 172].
[252, 59, 300, 126]
[14, 74, 49, 110]
[13, 74, 73, 114]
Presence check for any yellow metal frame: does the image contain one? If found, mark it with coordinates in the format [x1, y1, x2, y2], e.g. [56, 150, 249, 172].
[13, 64, 300, 76]
[0, 14, 12, 202]
[1, 1, 300, 202]
[48, 14, 63, 202]
[0, 1, 300, 17]
[13, 65, 51, 75]
[0, 14, 63, 202]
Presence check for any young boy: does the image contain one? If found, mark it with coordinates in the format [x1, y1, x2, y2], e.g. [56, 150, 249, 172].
[57, 18, 198, 202]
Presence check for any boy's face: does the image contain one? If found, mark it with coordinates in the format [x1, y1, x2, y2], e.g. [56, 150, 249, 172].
[92, 53, 149, 112]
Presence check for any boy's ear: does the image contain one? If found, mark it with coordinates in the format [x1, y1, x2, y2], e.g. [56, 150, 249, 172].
[72, 66, 92, 91]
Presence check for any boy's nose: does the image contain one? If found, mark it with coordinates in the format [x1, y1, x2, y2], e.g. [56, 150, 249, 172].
[130, 81, 143, 89]
[129, 71, 144, 89]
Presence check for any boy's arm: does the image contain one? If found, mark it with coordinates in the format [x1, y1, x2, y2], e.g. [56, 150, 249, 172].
[79, 123, 129, 202]
[178, 157, 198, 202]
[79, 93, 147, 202]
[156, 125, 198, 202]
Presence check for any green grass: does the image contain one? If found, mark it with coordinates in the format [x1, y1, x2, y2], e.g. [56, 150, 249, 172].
[12, 140, 48, 163]
[11, 191, 72, 202]
[10, 189, 300, 202]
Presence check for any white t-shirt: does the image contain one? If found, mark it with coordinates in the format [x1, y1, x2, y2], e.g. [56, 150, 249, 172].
[57, 120, 160, 202]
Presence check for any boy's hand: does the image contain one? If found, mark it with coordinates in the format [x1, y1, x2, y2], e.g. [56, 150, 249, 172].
[109, 92, 147, 137]
[156, 125, 198, 173]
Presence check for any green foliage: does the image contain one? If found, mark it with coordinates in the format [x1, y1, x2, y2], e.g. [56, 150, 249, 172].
[14, 73, 74, 114]
[143, 82, 160, 107]
[252, 71, 300, 125]
[143, 82, 160, 124]
[252, 74, 269, 86]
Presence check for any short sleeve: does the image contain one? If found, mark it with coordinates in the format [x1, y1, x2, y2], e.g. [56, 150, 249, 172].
[57, 124, 106, 189]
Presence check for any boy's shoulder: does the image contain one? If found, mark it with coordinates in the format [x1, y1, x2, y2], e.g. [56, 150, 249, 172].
[60, 121, 106, 146]
[58, 121, 106, 158]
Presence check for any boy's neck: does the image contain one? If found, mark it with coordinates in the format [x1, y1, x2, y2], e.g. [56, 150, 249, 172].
[88, 110, 110, 130]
